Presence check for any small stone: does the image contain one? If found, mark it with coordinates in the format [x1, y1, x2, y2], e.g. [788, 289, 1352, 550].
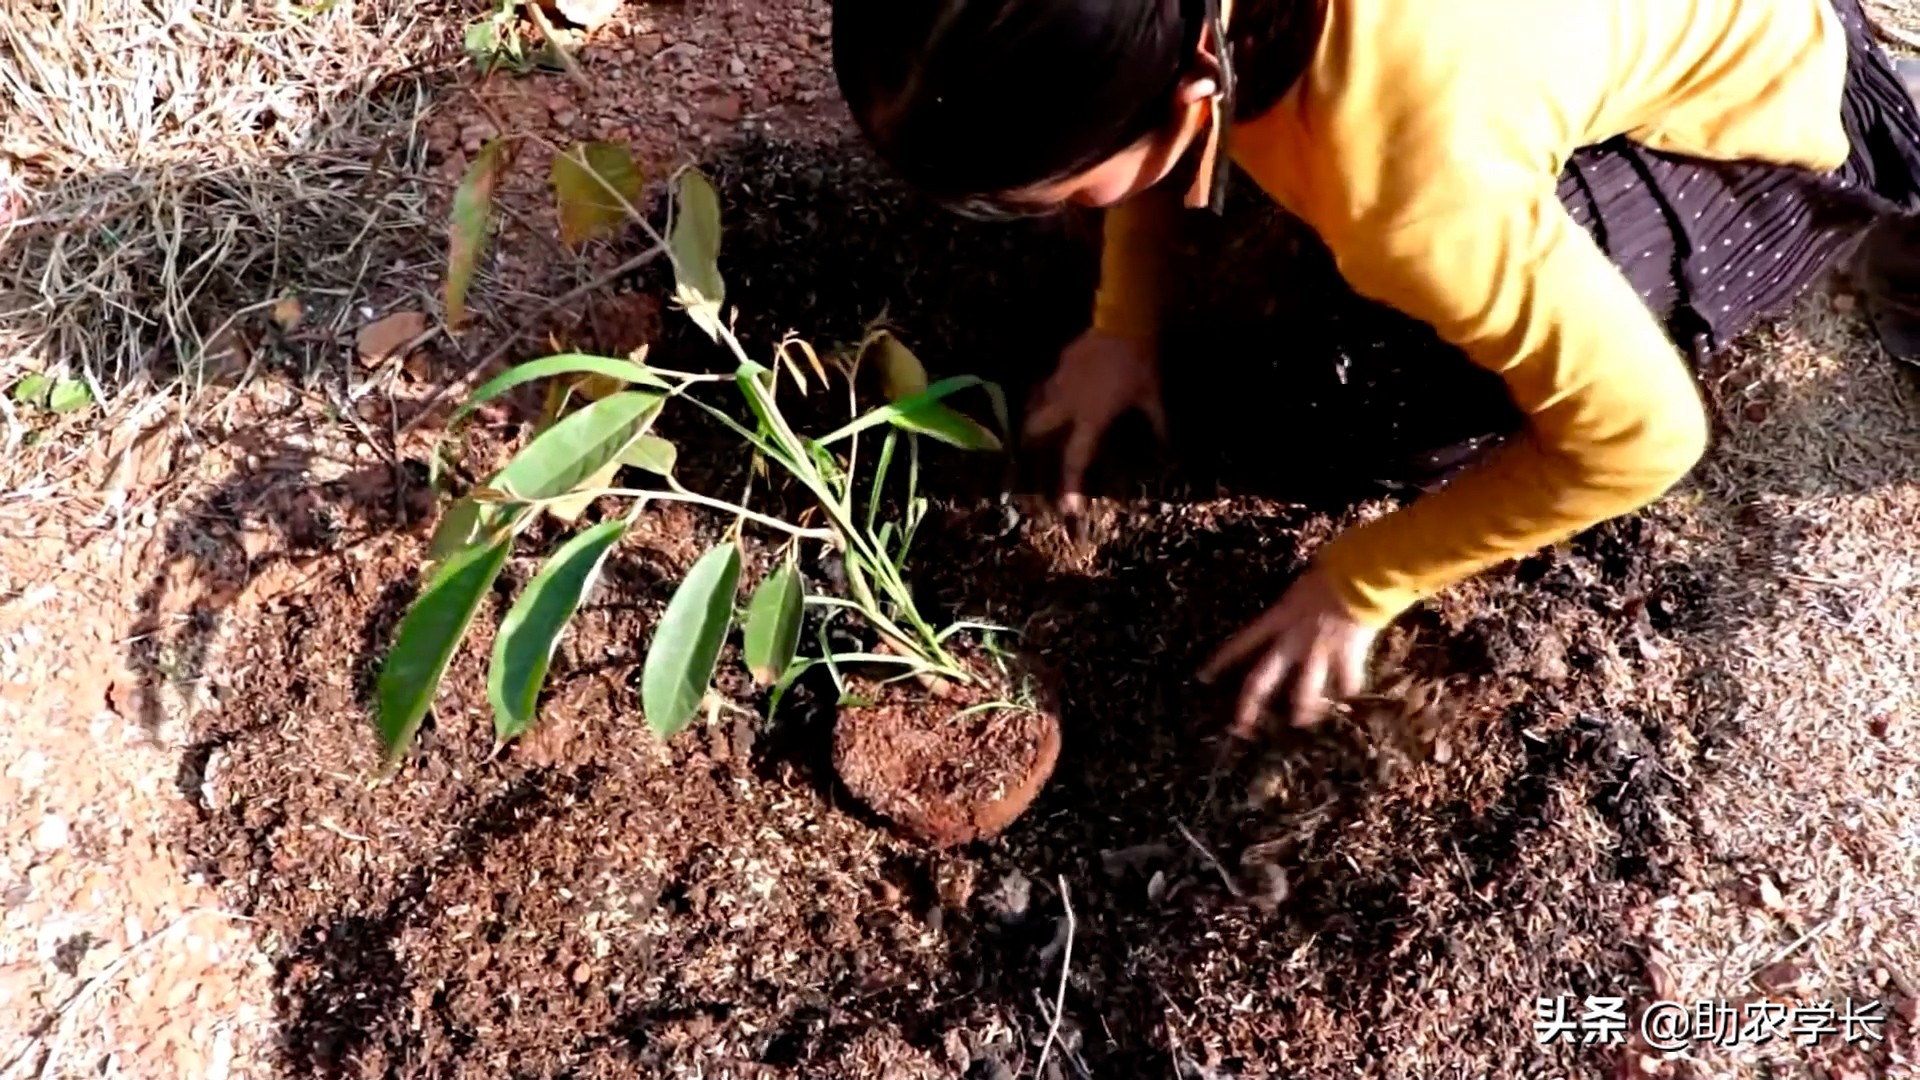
[571, 961, 591, 984]
[1755, 961, 1811, 994]
[978, 871, 1030, 924]
[706, 94, 742, 122]
[31, 814, 68, 853]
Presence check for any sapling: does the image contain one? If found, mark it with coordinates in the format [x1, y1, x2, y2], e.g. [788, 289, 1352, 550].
[373, 150, 1018, 766]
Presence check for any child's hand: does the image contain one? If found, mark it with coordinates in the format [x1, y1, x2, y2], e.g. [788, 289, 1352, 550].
[1199, 568, 1378, 733]
[1023, 329, 1166, 514]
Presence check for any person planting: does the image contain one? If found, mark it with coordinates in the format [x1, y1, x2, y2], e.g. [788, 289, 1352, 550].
[827, 0, 1920, 733]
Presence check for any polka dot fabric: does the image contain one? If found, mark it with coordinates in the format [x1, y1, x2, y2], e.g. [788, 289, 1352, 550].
[1555, 0, 1920, 368]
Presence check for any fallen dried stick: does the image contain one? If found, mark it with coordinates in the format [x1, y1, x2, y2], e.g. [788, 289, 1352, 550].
[1035, 876, 1076, 1079]
[1175, 819, 1246, 900]
[398, 243, 665, 437]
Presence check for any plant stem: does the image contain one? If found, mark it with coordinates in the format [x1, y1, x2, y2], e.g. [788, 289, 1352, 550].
[532, 487, 833, 540]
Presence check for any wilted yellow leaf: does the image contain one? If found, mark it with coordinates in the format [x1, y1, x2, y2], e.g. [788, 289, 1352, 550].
[271, 296, 305, 331]
[357, 311, 430, 367]
[573, 372, 627, 401]
[865, 331, 928, 401]
[668, 168, 726, 339]
[551, 141, 643, 248]
[447, 138, 510, 329]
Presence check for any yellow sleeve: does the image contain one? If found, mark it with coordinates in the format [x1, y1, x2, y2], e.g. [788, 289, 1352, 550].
[1090, 186, 1183, 341]
[1310, 189, 1711, 628]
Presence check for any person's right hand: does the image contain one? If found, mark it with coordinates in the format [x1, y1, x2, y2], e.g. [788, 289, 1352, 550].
[1023, 330, 1167, 513]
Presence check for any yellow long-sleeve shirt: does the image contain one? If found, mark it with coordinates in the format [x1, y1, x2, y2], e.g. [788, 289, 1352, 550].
[1094, 0, 1853, 627]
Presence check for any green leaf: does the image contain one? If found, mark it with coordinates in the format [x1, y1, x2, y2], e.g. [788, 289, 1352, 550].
[620, 434, 676, 475]
[551, 141, 644, 248]
[425, 494, 526, 567]
[495, 390, 664, 502]
[641, 542, 741, 738]
[891, 398, 1002, 451]
[668, 168, 726, 339]
[464, 19, 500, 69]
[488, 518, 629, 742]
[432, 354, 672, 484]
[742, 559, 805, 685]
[11, 373, 52, 407]
[447, 138, 510, 329]
[46, 379, 92, 414]
[544, 458, 622, 524]
[817, 375, 1000, 450]
[375, 537, 513, 764]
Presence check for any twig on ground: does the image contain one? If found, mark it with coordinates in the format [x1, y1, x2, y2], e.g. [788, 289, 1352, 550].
[524, 3, 592, 91]
[1035, 875, 1076, 1080]
[398, 244, 666, 436]
[3, 908, 251, 1080]
[1175, 819, 1246, 899]
[1746, 915, 1839, 984]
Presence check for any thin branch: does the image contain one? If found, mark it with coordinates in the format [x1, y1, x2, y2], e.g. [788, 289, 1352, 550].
[399, 244, 666, 436]
[1175, 819, 1246, 900]
[584, 487, 834, 540]
[1036, 876, 1076, 1079]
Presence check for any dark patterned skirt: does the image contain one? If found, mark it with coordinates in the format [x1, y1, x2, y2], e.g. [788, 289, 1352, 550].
[1557, 0, 1920, 365]
[1391, 0, 1920, 488]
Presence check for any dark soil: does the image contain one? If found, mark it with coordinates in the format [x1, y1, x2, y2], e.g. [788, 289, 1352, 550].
[171, 133, 1780, 1079]
[833, 653, 1063, 849]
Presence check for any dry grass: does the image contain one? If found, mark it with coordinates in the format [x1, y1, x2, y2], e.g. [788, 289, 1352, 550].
[1643, 295, 1920, 1076]
[0, 0, 468, 419]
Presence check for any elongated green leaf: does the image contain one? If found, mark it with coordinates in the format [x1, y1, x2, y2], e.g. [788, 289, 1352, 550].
[620, 434, 676, 475]
[734, 361, 805, 455]
[544, 459, 623, 524]
[489, 519, 629, 741]
[496, 390, 664, 501]
[551, 141, 644, 248]
[742, 560, 805, 685]
[447, 138, 509, 329]
[816, 375, 999, 449]
[425, 494, 527, 567]
[892, 399, 1002, 451]
[375, 537, 513, 763]
[642, 542, 741, 738]
[431, 353, 669, 487]
[669, 169, 725, 339]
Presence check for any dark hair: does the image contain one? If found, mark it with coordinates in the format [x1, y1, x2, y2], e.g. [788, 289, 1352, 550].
[831, 0, 1209, 216]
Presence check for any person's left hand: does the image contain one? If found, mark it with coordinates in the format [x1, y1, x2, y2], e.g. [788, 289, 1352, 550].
[1198, 568, 1378, 734]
